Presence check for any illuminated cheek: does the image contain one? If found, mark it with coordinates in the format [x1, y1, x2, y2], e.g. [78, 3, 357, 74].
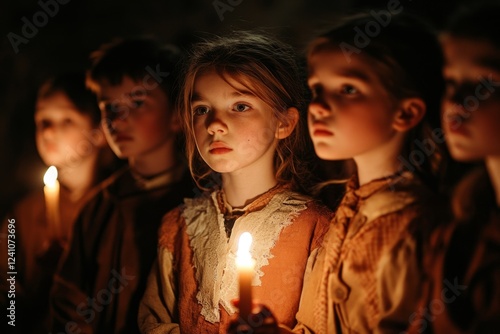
[35, 132, 44, 146]
[193, 124, 206, 143]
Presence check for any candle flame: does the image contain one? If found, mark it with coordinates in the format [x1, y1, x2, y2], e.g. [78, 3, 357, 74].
[43, 166, 58, 187]
[237, 232, 252, 262]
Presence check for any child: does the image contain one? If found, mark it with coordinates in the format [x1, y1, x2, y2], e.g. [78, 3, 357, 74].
[50, 37, 194, 334]
[228, 11, 447, 334]
[408, 3, 500, 333]
[0, 72, 115, 334]
[137, 32, 332, 333]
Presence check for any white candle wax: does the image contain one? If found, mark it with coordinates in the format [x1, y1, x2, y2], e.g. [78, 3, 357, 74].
[236, 232, 255, 322]
[43, 166, 61, 239]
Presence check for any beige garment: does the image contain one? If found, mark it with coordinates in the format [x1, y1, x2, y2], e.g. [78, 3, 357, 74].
[138, 184, 332, 334]
[291, 172, 438, 334]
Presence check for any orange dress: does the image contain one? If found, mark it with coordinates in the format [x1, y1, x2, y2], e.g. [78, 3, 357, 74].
[138, 184, 332, 334]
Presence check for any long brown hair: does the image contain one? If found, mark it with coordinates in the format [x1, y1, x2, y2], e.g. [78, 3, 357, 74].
[179, 31, 311, 192]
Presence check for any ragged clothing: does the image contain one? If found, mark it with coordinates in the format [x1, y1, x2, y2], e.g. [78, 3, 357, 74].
[138, 184, 332, 334]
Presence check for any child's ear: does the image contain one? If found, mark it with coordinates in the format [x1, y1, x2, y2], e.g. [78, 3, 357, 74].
[168, 110, 182, 133]
[94, 126, 107, 148]
[392, 98, 426, 132]
[276, 107, 299, 139]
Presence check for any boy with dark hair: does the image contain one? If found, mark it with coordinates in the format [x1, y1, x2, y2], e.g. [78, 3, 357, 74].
[50, 37, 194, 334]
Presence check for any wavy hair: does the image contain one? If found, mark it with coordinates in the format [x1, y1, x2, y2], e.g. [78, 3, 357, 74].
[179, 31, 311, 192]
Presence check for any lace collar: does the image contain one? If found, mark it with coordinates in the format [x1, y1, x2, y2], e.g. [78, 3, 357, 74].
[182, 186, 310, 323]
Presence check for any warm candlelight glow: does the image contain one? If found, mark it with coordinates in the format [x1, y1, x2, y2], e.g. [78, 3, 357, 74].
[236, 232, 254, 321]
[43, 166, 61, 239]
[236, 232, 253, 266]
[43, 165, 58, 187]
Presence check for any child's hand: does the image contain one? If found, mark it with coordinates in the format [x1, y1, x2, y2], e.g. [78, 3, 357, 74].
[227, 299, 279, 334]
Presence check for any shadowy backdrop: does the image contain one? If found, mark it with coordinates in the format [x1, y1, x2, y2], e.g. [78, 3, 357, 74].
[0, 0, 470, 216]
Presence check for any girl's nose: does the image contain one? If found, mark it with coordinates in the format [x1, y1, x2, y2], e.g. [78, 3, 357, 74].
[308, 99, 331, 120]
[441, 98, 471, 125]
[206, 112, 228, 135]
[103, 107, 129, 133]
[38, 122, 59, 141]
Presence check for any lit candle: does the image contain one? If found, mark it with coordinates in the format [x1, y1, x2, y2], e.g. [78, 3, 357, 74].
[236, 232, 255, 321]
[43, 166, 60, 239]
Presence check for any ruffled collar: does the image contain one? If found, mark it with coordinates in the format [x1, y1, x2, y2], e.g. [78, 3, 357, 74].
[182, 185, 309, 323]
[217, 183, 286, 238]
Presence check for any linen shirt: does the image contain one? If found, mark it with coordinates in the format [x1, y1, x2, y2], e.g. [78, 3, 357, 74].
[292, 173, 438, 334]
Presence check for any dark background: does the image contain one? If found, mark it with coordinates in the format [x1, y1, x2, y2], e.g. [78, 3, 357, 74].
[0, 0, 471, 216]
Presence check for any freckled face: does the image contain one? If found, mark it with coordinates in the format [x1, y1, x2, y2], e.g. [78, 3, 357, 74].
[191, 72, 279, 175]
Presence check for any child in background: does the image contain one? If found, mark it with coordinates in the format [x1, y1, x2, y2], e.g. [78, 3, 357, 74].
[0, 72, 115, 334]
[409, 3, 500, 333]
[50, 37, 194, 334]
[138, 32, 332, 333]
[228, 11, 447, 334]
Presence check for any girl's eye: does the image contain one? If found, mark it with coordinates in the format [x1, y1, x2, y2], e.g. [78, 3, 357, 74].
[233, 103, 250, 112]
[341, 85, 358, 95]
[62, 118, 74, 126]
[193, 106, 210, 116]
[444, 81, 457, 99]
[131, 99, 145, 108]
[309, 86, 319, 99]
[37, 119, 51, 130]
[102, 102, 116, 114]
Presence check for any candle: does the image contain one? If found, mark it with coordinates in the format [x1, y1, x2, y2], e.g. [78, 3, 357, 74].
[43, 166, 61, 239]
[236, 232, 255, 322]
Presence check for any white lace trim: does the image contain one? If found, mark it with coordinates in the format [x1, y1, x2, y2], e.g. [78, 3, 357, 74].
[182, 190, 309, 323]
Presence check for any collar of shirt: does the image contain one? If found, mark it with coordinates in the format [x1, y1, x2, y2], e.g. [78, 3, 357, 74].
[130, 163, 186, 190]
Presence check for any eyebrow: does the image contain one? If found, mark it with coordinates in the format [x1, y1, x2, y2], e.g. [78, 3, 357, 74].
[308, 67, 372, 83]
[334, 68, 372, 82]
[99, 92, 149, 102]
[191, 90, 256, 102]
